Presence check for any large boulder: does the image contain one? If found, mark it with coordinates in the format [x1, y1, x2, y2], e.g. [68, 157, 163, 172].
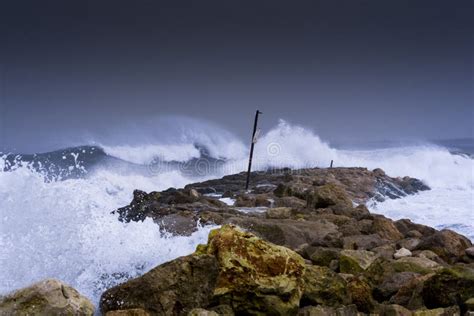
[100, 254, 219, 315]
[0, 279, 95, 315]
[101, 225, 308, 316]
[198, 225, 306, 315]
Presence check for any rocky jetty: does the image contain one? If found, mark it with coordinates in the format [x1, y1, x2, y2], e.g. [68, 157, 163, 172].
[3, 167, 473, 315]
[102, 167, 473, 315]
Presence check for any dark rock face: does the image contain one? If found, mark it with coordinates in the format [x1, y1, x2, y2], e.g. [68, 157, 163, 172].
[100, 254, 219, 315]
[422, 266, 474, 313]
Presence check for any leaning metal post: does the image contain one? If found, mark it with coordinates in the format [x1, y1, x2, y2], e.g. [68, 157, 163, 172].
[245, 110, 262, 191]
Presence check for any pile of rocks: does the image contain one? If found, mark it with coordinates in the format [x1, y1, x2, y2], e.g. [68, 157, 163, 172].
[1, 167, 472, 315]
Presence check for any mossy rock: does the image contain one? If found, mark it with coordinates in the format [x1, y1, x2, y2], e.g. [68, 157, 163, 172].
[308, 247, 340, 267]
[422, 266, 474, 312]
[202, 225, 306, 315]
[363, 257, 396, 287]
[339, 250, 378, 275]
[392, 257, 441, 275]
[347, 278, 377, 313]
[301, 265, 351, 307]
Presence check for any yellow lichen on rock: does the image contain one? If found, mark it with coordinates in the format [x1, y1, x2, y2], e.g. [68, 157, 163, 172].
[197, 224, 306, 315]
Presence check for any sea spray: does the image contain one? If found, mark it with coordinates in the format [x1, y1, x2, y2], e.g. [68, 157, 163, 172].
[1, 118, 472, 304]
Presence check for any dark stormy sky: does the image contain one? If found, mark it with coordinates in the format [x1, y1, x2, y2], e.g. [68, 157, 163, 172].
[0, 0, 472, 152]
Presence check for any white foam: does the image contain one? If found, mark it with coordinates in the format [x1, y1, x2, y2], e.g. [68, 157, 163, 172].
[0, 165, 216, 304]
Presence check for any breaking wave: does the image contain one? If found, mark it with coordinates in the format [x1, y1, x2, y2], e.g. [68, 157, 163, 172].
[1, 117, 472, 305]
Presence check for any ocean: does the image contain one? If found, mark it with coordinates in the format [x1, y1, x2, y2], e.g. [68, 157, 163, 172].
[1, 119, 473, 304]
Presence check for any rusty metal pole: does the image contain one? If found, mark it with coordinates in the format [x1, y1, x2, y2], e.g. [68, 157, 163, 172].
[245, 110, 262, 190]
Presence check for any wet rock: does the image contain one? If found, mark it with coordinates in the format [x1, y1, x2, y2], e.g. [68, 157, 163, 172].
[417, 229, 472, 264]
[0, 279, 95, 316]
[339, 249, 379, 274]
[301, 265, 351, 307]
[100, 254, 219, 315]
[394, 248, 412, 259]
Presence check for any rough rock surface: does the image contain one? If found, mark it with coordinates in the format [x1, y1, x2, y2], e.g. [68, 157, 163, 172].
[98, 167, 473, 315]
[0, 279, 95, 316]
[101, 225, 306, 315]
[100, 254, 219, 315]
